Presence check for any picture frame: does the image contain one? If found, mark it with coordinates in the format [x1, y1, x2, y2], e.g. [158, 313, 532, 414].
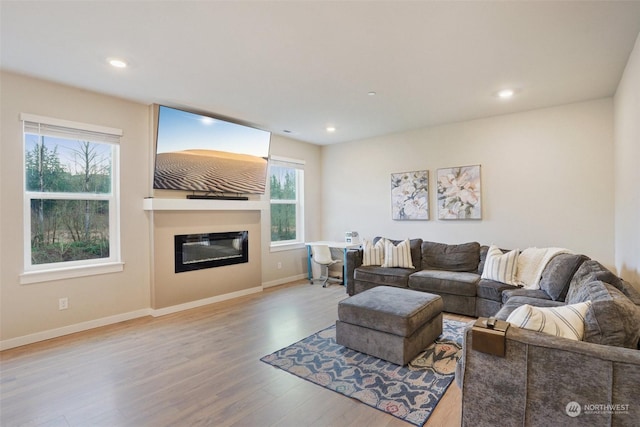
[391, 170, 429, 220]
[437, 165, 482, 220]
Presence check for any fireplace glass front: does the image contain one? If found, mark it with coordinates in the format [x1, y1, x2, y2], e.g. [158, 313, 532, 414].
[174, 231, 248, 273]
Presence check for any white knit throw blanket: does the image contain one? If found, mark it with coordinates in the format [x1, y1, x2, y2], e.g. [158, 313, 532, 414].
[515, 247, 572, 289]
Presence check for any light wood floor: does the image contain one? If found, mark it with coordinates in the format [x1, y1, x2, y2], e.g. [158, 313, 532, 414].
[0, 281, 473, 427]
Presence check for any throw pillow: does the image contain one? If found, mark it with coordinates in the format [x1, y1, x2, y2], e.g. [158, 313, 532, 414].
[480, 245, 519, 285]
[506, 301, 592, 341]
[382, 239, 414, 268]
[538, 253, 589, 301]
[361, 239, 385, 266]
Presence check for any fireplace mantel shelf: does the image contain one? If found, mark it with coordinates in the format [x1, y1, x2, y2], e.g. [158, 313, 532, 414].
[143, 198, 266, 211]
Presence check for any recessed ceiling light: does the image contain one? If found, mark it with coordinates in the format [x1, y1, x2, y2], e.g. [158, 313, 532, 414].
[108, 58, 128, 68]
[326, 126, 336, 133]
[368, 91, 377, 96]
[497, 89, 515, 99]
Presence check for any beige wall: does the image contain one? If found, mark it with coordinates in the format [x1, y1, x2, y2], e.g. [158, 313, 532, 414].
[261, 135, 322, 287]
[151, 211, 261, 308]
[614, 32, 640, 288]
[0, 72, 152, 342]
[321, 99, 616, 269]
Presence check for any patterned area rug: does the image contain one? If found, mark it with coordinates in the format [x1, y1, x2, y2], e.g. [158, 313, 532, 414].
[261, 318, 468, 426]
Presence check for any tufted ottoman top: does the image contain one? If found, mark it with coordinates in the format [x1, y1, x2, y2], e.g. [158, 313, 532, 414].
[338, 286, 443, 337]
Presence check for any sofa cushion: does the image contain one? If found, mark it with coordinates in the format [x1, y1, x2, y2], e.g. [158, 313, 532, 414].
[382, 239, 414, 268]
[566, 260, 640, 305]
[421, 241, 480, 272]
[408, 269, 479, 296]
[478, 245, 489, 274]
[571, 280, 640, 349]
[361, 239, 385, 266]
[495, 296, 565, 320]
[475, 298, 502, 318]
[506, 302, 592, 341]
[571, 260, 640, 305]
[502, 288, 552, 304]
[354, 265, 414, 288]
[619, 279, 640, 306]
[538, 253, 589, 301]
[476, 279, 519, 302]
[480, 245, 519, 285]
[375, 237, 423, 271]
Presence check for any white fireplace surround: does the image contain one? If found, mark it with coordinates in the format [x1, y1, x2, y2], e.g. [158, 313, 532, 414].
[143, 198, 266, 211]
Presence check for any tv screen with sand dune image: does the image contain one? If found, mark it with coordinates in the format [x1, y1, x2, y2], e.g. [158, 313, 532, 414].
[153, 105, 271, 195]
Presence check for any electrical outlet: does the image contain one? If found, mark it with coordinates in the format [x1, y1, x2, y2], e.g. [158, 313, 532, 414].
[277, 262, 282, 269]
[58, 297, 68, 310]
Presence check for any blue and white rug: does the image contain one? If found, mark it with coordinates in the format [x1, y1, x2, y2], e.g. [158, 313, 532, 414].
[261, 318, 468, 426]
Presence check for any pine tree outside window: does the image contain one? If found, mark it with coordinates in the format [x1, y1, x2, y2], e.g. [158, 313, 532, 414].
[269, 156, 304, 249]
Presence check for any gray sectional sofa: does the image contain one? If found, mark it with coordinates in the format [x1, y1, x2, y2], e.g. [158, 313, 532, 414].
[345, 237, 591, 318]
[345, 237, 640, 425]
[458, 259, 640, 425]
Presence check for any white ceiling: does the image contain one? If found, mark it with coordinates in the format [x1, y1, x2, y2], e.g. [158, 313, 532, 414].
[2, 1, 640, 145]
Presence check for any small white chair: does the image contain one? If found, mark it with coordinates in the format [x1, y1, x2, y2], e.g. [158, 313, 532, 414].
[311, 245, 343, 287]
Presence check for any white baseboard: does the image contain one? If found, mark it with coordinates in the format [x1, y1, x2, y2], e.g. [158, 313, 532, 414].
[0, 286, 265, 351]
[150, 286, 263, 317]
[262, 273, 308, 288]
[0, 308, 151, 351]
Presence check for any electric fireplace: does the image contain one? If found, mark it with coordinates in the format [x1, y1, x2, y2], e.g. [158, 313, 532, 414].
[174, 231, 248, 273]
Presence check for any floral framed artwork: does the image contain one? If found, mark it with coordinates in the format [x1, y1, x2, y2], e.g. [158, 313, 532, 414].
[437, 165, 482, 220]
[391, 170, 429, 220]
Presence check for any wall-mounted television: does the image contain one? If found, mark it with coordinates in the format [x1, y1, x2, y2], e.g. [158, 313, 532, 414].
[153, 105, 271, 197]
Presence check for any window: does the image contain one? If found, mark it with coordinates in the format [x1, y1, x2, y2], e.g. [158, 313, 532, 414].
[20, 113, 122, 283]
[269, 156, 304, 249]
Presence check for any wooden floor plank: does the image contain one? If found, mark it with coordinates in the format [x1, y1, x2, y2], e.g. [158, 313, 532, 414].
[0, 281, 471, 426]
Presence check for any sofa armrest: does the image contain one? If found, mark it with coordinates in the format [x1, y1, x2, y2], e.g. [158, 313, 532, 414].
[457, 324, 640, 426]
[345, 248, 363, 295]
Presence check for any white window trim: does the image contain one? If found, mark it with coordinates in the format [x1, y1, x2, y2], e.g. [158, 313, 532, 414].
[19, 262, 125, 285]
[21, 113, 122, 284]
[270, 242, 306, 252]
[269, 156, 305, 251]
[20, 113, 123, 137]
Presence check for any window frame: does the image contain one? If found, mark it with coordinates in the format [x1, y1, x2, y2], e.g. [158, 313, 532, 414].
[269, 155, 305, 252]
[19, 113, 123, 284]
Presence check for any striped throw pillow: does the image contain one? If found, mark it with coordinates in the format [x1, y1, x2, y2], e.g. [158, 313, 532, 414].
[506, 301, 592, 341]
[382, 239, 414, 268]
[481, 245, 519, 285]
[362, 239, 385, 266]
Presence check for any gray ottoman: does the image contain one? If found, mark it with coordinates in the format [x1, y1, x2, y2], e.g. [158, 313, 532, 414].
[336, 286, 443, 365]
